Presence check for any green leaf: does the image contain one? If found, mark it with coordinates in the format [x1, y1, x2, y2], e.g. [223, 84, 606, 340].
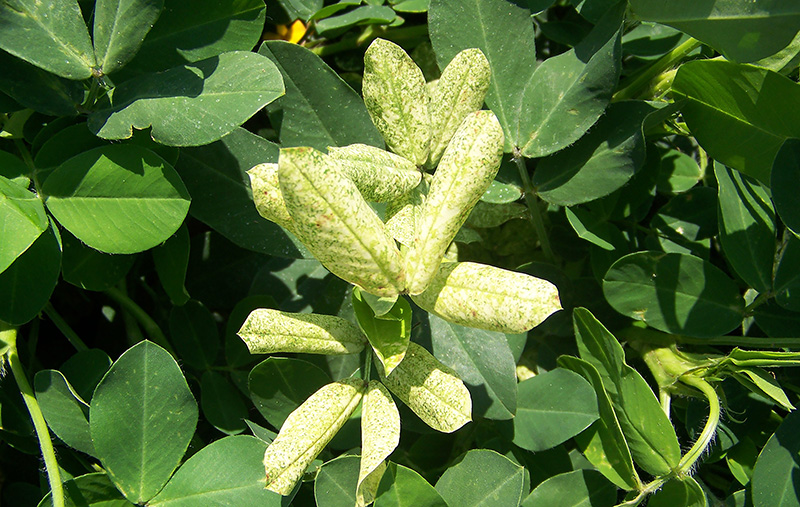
[427, 48, 491, 167]
[175, 128, 307, 258]
[649, 186, 717, 257]
[149, 435, 282, 506]
[522, 470, 617, 507]
[405, 111, 504, 294]
[772, 139, 800, 237]
[0, 175, 48, 275]
[352, 289, 410, 374]
[0, 0, 95, 79]
[727, 437, 759, 486]
[649, 476, 707, 507]
[248, 357, 331, 429]
[117, 0, 266, 76]
[315, 455, 360, 507]
[513, 368, 599, 452]
[566, 206, 627, 251]
[358, 381, 400, 507]
[169, 300, 220, 370]
[279, 147, 406, 297]
[259, 41, 383, 151]
[715, 162, 776, 292]
[374, 462, 447, 507]
[0, 50, 83, 116]
[93, 0, 164, 75]
[426, 313, 517, 420]
[429, 0, 537, 152]
[603, 251, 745, 337]
[630, 0, 800, 63]
[411, 261, 561, 333]
[0, 221, 61, 326]
[200, 371, 248, 435]
[280, 0, 323, 21]
[752, 410, 800, 507]
[363, 38, 430, 165]
[264, 379, 365, 495]
[61, 348, 112, 402]
[315, 5, 397, 36]
[239, 308, 365, 356]
[671, 60, 800, 184]
[34, 369, 94, 456]
[90, 341, 198, 504]
[380, 342, 472, 433]
[557, 356, 640, 491]
[516, 9, 623, 158]
[42, 145, 191, 254]
[327, 144, 422, 203]
[656, 148, 703, 194]
[774, 234, 800, 311]
[754, 300, 800, 337]
[89, 52, 285, 146]
[731, 368, 795, 411]
[435, 449, 524, 507]
[572, 308, 682, 476]
[534, 101, 652, 205]
[0, 151, 28, 186]
[37, 472, 132, 507]
[61, 231, 136, 291]
[153, 224, 191, 305]
[33, 123, 107, 171]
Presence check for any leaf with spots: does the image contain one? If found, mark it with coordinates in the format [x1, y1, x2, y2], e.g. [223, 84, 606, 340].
[263, 379, 365, 495]
[358, 381, 400, 507]
[248, 163, 295, 232]
[327, 144, 422, 202]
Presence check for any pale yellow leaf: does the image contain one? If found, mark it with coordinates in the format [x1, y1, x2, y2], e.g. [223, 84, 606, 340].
[385, 174, 430, 248]
[411, 261, 562, 333]
[357, 381, 400, 507]
[405, 111, 504, 294]
[380, 342, 472, 433]
[247, 163, 294, 231]
[279, 147, 406, 297]
[363, 38, 431, 166]
[327, 143, 422, 202]
[238, 308, 366, 355]
[264, 379, 365, 495]
[427, 48, 491, 168]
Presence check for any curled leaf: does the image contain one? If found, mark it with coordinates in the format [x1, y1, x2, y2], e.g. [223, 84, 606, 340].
[328, 144, 422, 202]
[279, 147, 406, 296]
[357, 381, 400, 507]
[385, 174, 430, 248]
[248, 163, 294, 231]
[363, 38, 431, 165]
[428, 48, 491, 167]
[405, 111, 504, 294]
[380, 342, 472, 433]
[238, 308, 366, 355]
[411, 262, 562, 333]
[264, 379, 365, 495]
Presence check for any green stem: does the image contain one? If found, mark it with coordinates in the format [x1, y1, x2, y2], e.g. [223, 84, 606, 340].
[513, 153, 555, 262]
[744, 291, 773, 315]
[676, 376, 720, 475]
[309, 25, 429, 57]
[613, 38, 702, 102]
[43, 304, 89, 352]
[363, 346, 373, 382]
[1, 324, 65, 507]
[104, 287, 176, 357]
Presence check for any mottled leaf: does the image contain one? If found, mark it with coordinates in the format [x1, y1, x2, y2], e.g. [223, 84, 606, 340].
[327, 144, 422, 202]
[358, 381, 400, 507]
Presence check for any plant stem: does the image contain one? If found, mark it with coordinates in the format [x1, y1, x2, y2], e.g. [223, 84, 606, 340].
[104, 287, 177, 357]
[43, 304, 89, 352]
[513, 153, 555, 262]
[363, 346, 373, 382]
[309, 25, 429, 57]
[676, 376, 719, 475]
[1, 324, 65, 507]
[744, 291, 773, 315]
[613, 38, 702, 102]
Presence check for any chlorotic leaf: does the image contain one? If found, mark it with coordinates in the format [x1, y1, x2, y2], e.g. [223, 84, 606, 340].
[412, 262, 561, 333]
[327, 144, 422, 202]
[379, 342, 471, 433]
[263, 379, 365, 495]
[278, 147, 406, 296]
[427, 48, 491, 167]
[248, 163, 294, 231]
[238, 308, 366, 355]
[358, 381, 401, 507]
[363, 38, 431, 165]
[405, 111, 504, 294]
[385, 175, 430, 248]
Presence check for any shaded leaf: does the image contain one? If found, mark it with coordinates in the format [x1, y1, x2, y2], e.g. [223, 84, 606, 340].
[37, 472, 132, 507]
[0, 175, 48, 275]
[0, 50, 83, 116]
[169, 300, 220, 370]
[352, 289, 410, 374]
[93, 0, 164, 75]
[522, 469, 617, 507]
[772, 139, 800, 237]
[649, 477, 707, 507]
[435, 449, 524, 507]
[374, 462, 447, 507]
[34, 369, 94, 456]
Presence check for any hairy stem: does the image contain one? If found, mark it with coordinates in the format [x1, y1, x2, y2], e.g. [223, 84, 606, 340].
[1, 324, 65, 507]
[513, 153, 555, 262]
[676, 376, 720, 475]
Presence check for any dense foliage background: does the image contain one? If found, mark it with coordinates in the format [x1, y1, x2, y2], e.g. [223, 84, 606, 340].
[1, 0, 800, 506]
